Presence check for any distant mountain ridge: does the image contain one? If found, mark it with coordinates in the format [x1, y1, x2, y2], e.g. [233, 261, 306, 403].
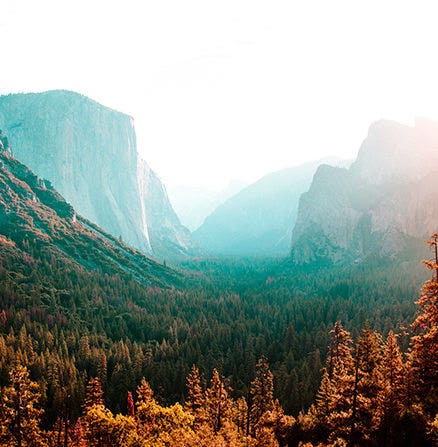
[194, 157, 347, 256]
[169, 180, 246, 231]
[0, 90, 197, 259]
[291, 118, 438, 264]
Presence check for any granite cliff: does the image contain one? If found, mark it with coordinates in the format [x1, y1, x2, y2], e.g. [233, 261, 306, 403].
[291, 119, 438, 264]
[0, 130, 179, 286]
[194, 158, 346, 256]
[0, 90, 196, 259]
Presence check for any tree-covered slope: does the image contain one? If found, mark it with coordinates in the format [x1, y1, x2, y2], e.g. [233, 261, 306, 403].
[0, 131, 179, 287]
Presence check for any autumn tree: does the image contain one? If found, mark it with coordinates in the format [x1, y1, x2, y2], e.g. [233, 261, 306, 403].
[185, 365, 204, 412]
[377, 331, 405, 445]
[410, 233, 438, 415]
[84, 377, 104, 409]
[349, 323, 384, 446]
[205, 369, 231, 433]
[127, 391, 135, 417]
[136, 377, 154, 405]
[82, 376, 118, 447]
[0, 364, 47, 447]
[314, 321, 354, 442]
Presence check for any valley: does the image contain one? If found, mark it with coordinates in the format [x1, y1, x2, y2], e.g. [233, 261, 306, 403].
[0, 95, 436, 446]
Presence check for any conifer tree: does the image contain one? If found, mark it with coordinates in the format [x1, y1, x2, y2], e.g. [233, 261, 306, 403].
[378, 330, 405, 446]
[349, 324, 384, 446]
[0, 364, 47, 447]
[314, 321, 354, 442]
[250, 356, 275, 435]
[185, 365, 204, 412]
[410, 233, 438, 416]
[205, 369, 231, 433]
[136, 377, 154, 405]
[84, 377, 104, 409]
[135, 377, 156, 437]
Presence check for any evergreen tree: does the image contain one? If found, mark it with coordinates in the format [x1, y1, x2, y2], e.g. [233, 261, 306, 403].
[410, 234, 438, 415]
[185, 365, 204, 412]
[377, 330, 405, 445]
[136, 377, 154, 405]
[250, 356, 275, 435]
[314, 321, 354, 442]
[349, 324, 384, 446]
[84, 377, 104, 409]
[0, 364, 47, 447]
[205, 369, 231, 433]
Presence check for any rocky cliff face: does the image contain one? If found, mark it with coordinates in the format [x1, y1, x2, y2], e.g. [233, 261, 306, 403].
[0, 90, 196, 259]
[291, 119, 438, 264]
[0, 130, 179, 286]
[194, 158, 346, 256]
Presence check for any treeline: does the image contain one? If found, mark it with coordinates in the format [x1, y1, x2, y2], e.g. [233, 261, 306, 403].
[0, 266, 436, 446]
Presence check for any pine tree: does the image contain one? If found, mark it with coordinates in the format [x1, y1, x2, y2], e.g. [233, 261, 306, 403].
[185, 365, 204, 412]
[136, 377, 154, 405]
[205, 369, 231, 433]
[84, 377, 104, 409]
[250, 356, 275, 435]
[410, 234, 438, 416]
[135, 377, 156, 437]
[0, 364, 47, 447]
[377, 331, 405, 446]
[314, 321, 354, 442]
[349, 323, 384, 446]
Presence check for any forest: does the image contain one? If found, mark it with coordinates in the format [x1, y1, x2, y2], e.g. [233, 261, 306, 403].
[0, 228, 436, 446]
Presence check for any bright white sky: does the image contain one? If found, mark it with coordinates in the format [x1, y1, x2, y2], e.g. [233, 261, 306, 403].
[2, 0, 438, 189]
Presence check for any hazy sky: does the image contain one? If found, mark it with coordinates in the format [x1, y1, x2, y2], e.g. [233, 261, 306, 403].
[2, 1, 438, 189]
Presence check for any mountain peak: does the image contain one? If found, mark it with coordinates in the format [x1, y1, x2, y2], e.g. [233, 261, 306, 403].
[291, 117, 438, 265]
[350, 117, 438, 185]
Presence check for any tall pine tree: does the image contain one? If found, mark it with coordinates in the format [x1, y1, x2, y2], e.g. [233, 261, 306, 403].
[0, 364, 47, 447]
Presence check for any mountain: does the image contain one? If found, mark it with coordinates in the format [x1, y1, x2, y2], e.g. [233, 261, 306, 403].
[168, 179, 246, 231]
[291, 118, 438, 264]
[0, 130, 179, 286]
[194, 158, 347, 256]
[0, 90, 196, 259]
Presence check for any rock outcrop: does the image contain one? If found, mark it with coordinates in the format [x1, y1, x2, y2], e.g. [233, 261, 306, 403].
[0, 90, 196, 259]
[0, 130, 179, 286]
[194, 158, 346, 256]
[291, 118, 438, 264]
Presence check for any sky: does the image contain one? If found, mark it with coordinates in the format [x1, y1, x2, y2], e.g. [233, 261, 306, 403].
[2, 0, 438, 189]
